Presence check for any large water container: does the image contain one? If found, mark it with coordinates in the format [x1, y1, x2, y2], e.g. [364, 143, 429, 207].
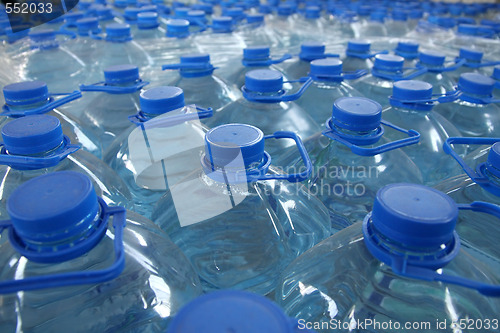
[276, 97, 422, 227]
[295, 58, 366, 126]
[352, 12, 388, 39]
[0, 171, 202, 332]
[449, 48, 500, 83]
[206, 69, 320, 155]
[151, 123, 331, 295]
[276, 183, 500, 333]
[76, 64, 149, 151]
[385, 9, 411, 37]
[382, 80, 464, 185]
[340, 39, 387, 72]
[104, 86, 213, 219]
[1, 81, 102, 157]
[235, 13, 280, 48]
[265, 4, 301, 52]
[167, 290, 316, 333]
[394, 40, 420, 67]
[351, 54, 427, 108]
[434, 73, 500, 137]
[415, 50, 463, 94]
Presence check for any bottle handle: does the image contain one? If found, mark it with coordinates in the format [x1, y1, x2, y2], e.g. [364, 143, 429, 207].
[256, 131, 312, 182]
[128, 105, 213, 126]
[241, 77, 313, 103]
[322, 119, 420, 156]
[1, 91, 82, 117]
[388, 89, 461, 109]
[455, 58, 500, 69]
[0, 200, 126, 294]
[79, 80, 149, 94]
[371, 66, 427, 81]
[242, 53, 293, 67]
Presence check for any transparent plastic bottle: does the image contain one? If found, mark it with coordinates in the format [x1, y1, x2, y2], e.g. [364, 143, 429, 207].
[434, 73, 500, 137]
[352, 11, 388, 39]
[275, 97, 423, 227]
[235, 13, 280, 48]
[159, 54, 241, 116]
[167, 290, 316, 333]
[415, 50, 463, 95]
[0, 171, 202, 332]
[75, 64, 149, 151]
[1, 81, 102, 157]
[385, 10, 411, 37]
[206, 69, 320, 155]
[295, 58, 365, 126]
[130, 12, 165, 41]
[351, 54, 427, 108]
[448, 48, 500, 84]
[151, 123, 331, 295]
[277, 183, 500, 333]
[394, 40, 420, 68]
[103, 86, 213, 219]
[0, 115, 132, 218]
[340, 39, 384, 72]
[265, 3, 301, 52]
[382, 80, 464, 185]
[293, 6, 328, 44]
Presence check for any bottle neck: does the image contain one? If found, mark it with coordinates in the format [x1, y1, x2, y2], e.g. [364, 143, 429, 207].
[5, 99, 51, 115]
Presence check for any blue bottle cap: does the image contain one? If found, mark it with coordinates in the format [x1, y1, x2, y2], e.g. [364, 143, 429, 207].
[436, 16, 456, 29]
[140, 5, 158, 13]
[481, 19, 499, 27]
[458, 73, 495, 96]
[357, 5, 371, 16]
[258, 4, 272, 14]
[371, 184, 458, 248]
[243, 46, 270, 60]
[408, 9, 423, 19]
[247, 13, 264, 24]
[459, 48, 483, 62]
[310, 58, 343, 76]
[96, 6, 114, 18]
[192, 3, 213, 14]
[392, 10, 408, 21]
[457, 24, 478, 36]
[395, 41, 419, 57]
[1, 115, 64, 155]
[223, 7, 244, 18]
[175, 7, 190, 18]
[347, 39, 371, 53]
[124, 7, 142, 21]
[419, 50, 445, 66]
[477, 25, 495, 38]
[139, 86, 185, 114]
[277, 4, 293, 16]
[137, 12, 159, 29]
[76, 17, 100, 34]
[299, 41, 326, 61]
[244, 69, 283, 93]
[370, 12, 385, 23]
[331, 97, 382, 132]
[3, 81, 49, 106]
[205, 124, 265, 168]
[105, 23, 131, 39]
[392, 80, 433, 102]
[114, 0, 127, 8]
[167, 19, 190, 36]
[65, 12, 84, 23]
[103, 64, 140, 84]
[373, 54, 404, 72]
[493, 65, 500, 80]
[212, 16, 233, 32]
[181, 53, 210, 64]
[168, 290, 296, 333]
[187, 10, 205, 20]
[305, 6, 320, 19]
[7, 171, 99, 245]
[485, 142, 500, 179]
[29, 29, 56, 42]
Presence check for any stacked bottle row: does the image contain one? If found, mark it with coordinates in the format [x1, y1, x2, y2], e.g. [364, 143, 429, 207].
[1, 0, 500, 332]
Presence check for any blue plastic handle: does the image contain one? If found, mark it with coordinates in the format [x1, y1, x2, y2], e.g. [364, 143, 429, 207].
[308, 69, 368, 82]
[322, 119, 420, 156]
[495, 81, 500, 90]
[241, 76, 313, 103]
[242, 53, 292, 67]
[371, 66, 427, 81]
[455, 57, 500, 69]
[79, 80, 149, 94]
[0, 199, 126, 294]
[443, 137, 500, 194]
[417, 58, 466, 73]
[1, 91, 82, 117]
[389, 89, 462, 110]
[128, 105, 213, 125]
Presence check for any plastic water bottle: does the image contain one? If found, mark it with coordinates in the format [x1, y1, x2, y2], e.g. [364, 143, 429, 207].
[394, 40, 420, 68]
[235, 13, 280, 48]
[206, 69, 320, 155]
[436, 138, 500, 273]
[295, 58, 366, 126]
[130, 12, 165, 40]
[351, 54, 427, 108]
[276, 97, 422, 228]
[1, 81, 102, 157]
[76, 64, 149, 151]
[0, 115, 132, 218]
[103, 86, 213, 219]
[216, 46, 292, 90]
[265, 4, 300, 52]
[167, 290, 316, 333]
[352, 11, 388, 39]
[415, 50, 464, 94]
[293, 7, 329, 44]
[382, 80, 464, 185]
[151, 123, 331, 294]
[274, 42, 339, 80]
[276, 183, 500, 333]
[449, 48, 500, 84]
[434, 73, 500, 137]
[385, 10, 411, 37]
[21, 29, 87, 93]
[340, 39, 386, 72]
[159, 54, 241, 115]
[193, 16, 246, 67]
[0, 171, 202, 332]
